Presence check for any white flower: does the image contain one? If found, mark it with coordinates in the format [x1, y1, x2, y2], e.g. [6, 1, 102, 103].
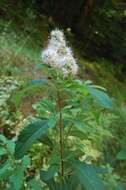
[41, 29, 78, 77]
[42, 48, 57, 66]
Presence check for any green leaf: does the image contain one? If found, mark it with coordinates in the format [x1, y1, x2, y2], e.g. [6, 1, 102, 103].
[71, 108, 81, 116]
[48, 114, 58, 128]
[0, 160, 12, 179]
[0, 147, 6, 156]
[40, 165, 58, 182]
[87, 86, 112, 109]
[72, 162, 106, 190]
[0, 134, 6, 144]
[22, 155, 31, 168]
[38, 134, 53, 148]
[43, 177, 83, 190]
[115, 183, 125, 190]
[15, 119, 50, 159]
[9, 156, 30, 190]
[70, 129, 85, 140]
[11, 90, 26, 108]
[116, 149, 126, 160]
[28, 79, 47, 86]
[38, 99, 56, 113]
[9, 166, 24, 190]
[27, 179, 43, 190]
[74, 120, 86, 132]
[47, 180, 62, 190]
[6, 140, 15, 155]
[11, 79, 47, 107]
[67, 175, 85, 190]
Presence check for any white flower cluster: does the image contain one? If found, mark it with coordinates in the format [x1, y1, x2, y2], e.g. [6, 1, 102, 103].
[41, 29, 78, 77]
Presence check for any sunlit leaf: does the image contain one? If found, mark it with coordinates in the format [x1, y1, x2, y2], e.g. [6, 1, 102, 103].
[87, 86, 112, 109]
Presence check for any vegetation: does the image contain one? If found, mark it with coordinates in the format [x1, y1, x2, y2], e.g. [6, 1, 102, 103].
[0, 1, 126, 190]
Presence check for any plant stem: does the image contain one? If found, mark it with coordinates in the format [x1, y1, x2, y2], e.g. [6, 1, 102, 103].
[57, 91, 64, 179]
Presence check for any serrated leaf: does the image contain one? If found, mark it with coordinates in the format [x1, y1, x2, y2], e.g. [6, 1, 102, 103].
[72, 161, 106, 190]
[15, 119, 50, 159]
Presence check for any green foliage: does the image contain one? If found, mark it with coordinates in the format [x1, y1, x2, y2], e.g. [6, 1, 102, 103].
[11, 79, 47, 108]
[0, 76, 21, 135]
[13, 64, 124, 189]
[86, 83, 113, 109]
[27, 179, 43, 190]
[0, 134, 43, 190]
[0, 134, 28, 189]
[0, 4, 126, 188]
[72, 161, 106, 190]
[116, 149, 126, 160]
[15, 119, 51, 159]
[0, 18, 43, 77]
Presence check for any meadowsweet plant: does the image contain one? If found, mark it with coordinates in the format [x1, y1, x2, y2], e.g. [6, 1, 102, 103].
[42, 29, 78, 77]
[14, 29, 114, 190]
